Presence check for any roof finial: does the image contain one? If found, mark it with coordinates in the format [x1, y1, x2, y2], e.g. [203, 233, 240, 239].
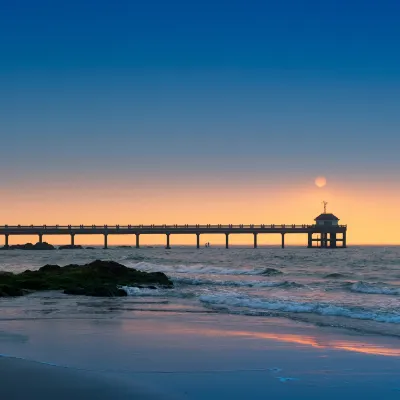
[322, 201, 328, 214]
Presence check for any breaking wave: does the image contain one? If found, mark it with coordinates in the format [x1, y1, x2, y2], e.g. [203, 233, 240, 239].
[128, 262, 277, 276]
[350, 281, 400, 296]
[173, 277, 301, 288]
[199, 293, 400, 324]
[119, 286, 164, 296]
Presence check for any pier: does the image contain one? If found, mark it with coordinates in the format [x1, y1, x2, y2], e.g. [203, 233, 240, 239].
[0, 222, 347, 249]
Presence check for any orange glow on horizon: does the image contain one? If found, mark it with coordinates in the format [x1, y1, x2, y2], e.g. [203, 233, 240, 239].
[1, 177, 400, 245]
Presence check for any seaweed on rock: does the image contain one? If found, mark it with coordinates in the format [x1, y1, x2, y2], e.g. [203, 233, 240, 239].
[0, 260, 173, 297]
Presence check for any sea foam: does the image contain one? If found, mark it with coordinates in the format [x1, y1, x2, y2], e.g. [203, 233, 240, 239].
[199, 293, 400, 324]
[173, 277, 301, 288]
[129, 262, 277, 276]
[351, 281, 400, 296]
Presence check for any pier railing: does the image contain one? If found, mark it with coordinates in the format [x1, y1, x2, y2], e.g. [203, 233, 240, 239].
[0, 224, 347, 229]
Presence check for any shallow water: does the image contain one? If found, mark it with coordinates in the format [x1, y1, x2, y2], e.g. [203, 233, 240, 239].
[0, 246, 399, 336]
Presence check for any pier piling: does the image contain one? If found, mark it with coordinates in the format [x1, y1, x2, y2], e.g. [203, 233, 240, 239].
[0, 223, 347, 249]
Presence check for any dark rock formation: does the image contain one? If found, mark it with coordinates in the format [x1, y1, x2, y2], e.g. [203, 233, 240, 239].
[260, 268, 283, 276]
[86, 247, 96, 249]
[59, 245, 84, 250]
[324, 273, 346, 279]
[1, 242, 55, 251]
[0, 260, 173, 297]
[116, 245, 132, 248]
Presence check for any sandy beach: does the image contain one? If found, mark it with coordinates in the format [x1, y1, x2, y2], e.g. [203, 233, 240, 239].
[1, 307, 399, 399]
[0, 355, 171, 399]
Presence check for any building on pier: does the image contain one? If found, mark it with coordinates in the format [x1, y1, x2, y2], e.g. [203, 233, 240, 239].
[315, 213, 339, 227]
[308, 211, 345, 249]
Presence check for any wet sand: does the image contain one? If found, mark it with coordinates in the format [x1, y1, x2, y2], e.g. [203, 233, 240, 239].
[0, 356, 170, 400]
[1, 310, 399, 399]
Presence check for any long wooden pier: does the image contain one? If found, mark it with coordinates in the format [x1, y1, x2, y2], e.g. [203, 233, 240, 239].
[0, 224, 347, 249]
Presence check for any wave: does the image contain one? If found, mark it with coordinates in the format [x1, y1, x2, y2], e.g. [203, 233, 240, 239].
[199, 293, 400, 324]
[173, 277, 301, 288]
[119, 286, 167, 296]
[119, 285, 196, 299]
[124, 255, 149, 262]
[350, 281, 400, 296]
[128, 262, 276, 276]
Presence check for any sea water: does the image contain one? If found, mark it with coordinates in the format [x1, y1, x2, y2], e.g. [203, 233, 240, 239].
[0, 246, 399, 336]
[1, 246, 400, 398]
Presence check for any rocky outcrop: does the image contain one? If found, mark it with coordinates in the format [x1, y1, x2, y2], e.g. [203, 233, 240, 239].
[1, 242, 55, 250]
[260, 268, 283, 276]
[0, 260, 173, 297]
[58, 245, 84, 250]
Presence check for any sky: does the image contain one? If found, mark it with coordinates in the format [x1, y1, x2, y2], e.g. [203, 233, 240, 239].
[1, 0, 400, 244]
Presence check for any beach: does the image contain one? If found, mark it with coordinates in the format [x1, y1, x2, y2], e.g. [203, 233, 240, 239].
[1, 246, 399, 398]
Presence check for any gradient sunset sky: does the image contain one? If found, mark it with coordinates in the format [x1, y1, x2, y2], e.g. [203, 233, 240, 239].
[1, 1, 400, 245]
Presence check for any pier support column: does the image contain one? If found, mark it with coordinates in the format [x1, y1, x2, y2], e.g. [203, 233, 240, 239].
[321, 233, 328, 248]
[225, 233, 229, 249]
[4, 234, 9, 249]
[71, 234, 75, 246]
[253, 233, 258, 249]
[342, 231, 347, 248]
[136, 234, 140, 249]
[38, 234, 43, 244]
[330, 233, 337, 248]
[166, 234, 171, 249]
[104, 234, 108, 249]
[196, 233, 200, 249]
[307, 232, 312, 248]
[281, 233, 285, 249]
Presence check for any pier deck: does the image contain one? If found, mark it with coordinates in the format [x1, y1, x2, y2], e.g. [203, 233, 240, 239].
[0, 224, 347, 249]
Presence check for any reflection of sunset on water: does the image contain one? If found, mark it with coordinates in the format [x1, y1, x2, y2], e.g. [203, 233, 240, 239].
[197, 329, 400, 357]
[121, 322, 400, 357]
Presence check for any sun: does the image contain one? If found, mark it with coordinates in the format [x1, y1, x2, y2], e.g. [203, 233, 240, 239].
[315, 176, 327, 188]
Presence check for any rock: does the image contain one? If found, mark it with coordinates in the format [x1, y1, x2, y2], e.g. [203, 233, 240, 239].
[261, 268, 283, 276]
[0, 285, 24, 297]
[0, 260, 173, 298]
[39, 264, 61, 272]
[324, 273, 346, 279]
[116, 245, 132, 249]
[86, 247, 96, 250]
[1, 242, 55, 250]
[59, 245, 84, 250]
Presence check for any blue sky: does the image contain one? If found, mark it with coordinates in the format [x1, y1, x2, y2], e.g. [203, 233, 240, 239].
[1, 0, 400, 185]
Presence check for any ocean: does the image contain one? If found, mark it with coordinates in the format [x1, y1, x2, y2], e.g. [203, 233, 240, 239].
[1, 246, 400, 398]
[1, 246, 399, 337]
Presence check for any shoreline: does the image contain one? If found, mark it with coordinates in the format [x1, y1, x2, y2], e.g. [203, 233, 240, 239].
[1, 311, 399, 399]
